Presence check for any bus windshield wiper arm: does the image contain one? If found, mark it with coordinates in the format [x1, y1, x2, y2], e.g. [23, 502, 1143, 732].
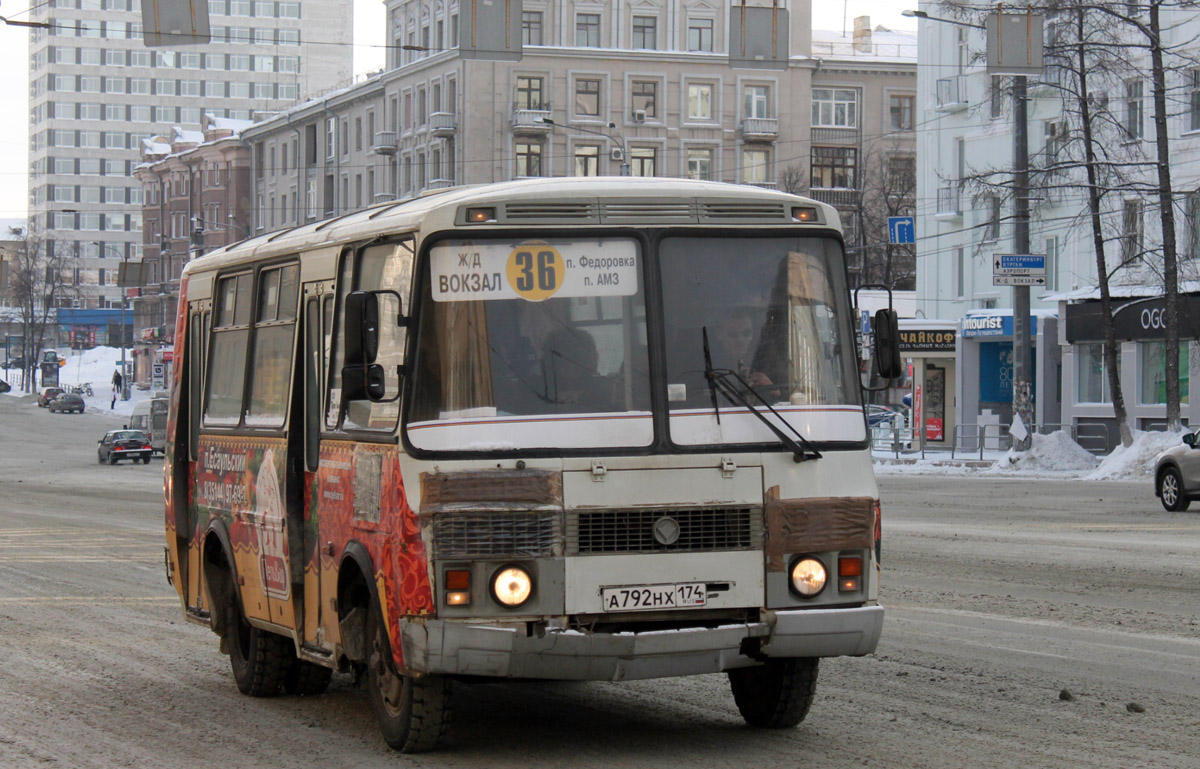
[700, 328, 821, 462]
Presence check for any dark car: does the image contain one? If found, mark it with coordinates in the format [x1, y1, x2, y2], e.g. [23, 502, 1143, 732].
[97, 430, 153, 465]
[37, 387, 64, 407]
[48, 392, 85, 413]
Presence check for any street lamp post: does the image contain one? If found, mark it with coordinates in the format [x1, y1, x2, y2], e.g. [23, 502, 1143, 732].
[538, 118, 631, 176]
[101, 243, 131, 401]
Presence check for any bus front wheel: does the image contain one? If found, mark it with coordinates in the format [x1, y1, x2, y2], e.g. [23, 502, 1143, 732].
[366, 607, 451, 753]
[728, 657, 819, 729]
[223, 596, 291, 697]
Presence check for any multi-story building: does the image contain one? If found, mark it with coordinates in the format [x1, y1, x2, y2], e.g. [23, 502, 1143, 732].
[914, 2, 1200, 449]
[25, 0, 352, 331]
[130, 116, 253, 386]
[242, 1, 915, 290]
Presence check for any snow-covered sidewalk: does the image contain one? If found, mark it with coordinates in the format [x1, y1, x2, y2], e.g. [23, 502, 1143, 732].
[874, 428, 1187, 481]
[1, 345, 157, 419]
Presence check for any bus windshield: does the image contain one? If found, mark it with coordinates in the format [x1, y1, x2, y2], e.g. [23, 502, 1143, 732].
[408, 236, 651, 451]
[660, 235, 864, 446]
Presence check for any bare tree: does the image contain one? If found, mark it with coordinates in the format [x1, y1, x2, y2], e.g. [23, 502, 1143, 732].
[855, 142, 917, 289]
[4, 223, 76, 393]
[776, 163, 805, 195]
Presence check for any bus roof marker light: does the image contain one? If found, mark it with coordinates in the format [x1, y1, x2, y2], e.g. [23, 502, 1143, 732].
[792, 207, 818, 222]
[466, 207, 497, 223]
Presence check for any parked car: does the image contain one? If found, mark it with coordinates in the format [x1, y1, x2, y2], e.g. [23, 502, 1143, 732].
[866, 404, 902, 428]
[4, 356, 23, 369]
[37, 387, 64, 407]
[1154, 431, 1200, 511]
[97, 430, 153, 465]
[48, 392, 85, 413]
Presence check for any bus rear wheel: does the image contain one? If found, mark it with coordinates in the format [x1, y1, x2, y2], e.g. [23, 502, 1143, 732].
[728, 658, 819, 729]
[223, 597, 291, 697]
[366, 607, 451, 753]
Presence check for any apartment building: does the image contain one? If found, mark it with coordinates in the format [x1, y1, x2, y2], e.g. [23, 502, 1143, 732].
[25, 0, 352, 328]
[242, 0, 915, 290]
[914, 2, 1200, 448]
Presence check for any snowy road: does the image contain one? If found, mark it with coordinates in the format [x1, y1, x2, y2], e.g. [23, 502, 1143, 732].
[1, 392, 1197, 767]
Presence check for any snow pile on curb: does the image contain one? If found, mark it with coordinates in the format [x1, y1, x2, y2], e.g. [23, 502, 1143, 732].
[2, 346, 154, 418]
[1086, 429, 1188, 481]
[988, 430, 1100, 475]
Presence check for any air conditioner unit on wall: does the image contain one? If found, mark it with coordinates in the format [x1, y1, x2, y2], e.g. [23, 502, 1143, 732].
[610, 147, 624, 161]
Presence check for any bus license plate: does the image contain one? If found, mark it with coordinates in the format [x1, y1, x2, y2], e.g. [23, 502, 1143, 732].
[600, 582, 707, 613]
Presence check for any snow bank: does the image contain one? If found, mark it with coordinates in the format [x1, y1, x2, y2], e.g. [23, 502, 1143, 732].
[2, 346, 158, 419]
[988, 430, 1100, 475]
[1086, 429, 1189, 481]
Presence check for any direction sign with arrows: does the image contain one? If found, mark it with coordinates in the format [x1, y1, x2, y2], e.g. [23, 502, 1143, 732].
[993, 253, 1046, 286]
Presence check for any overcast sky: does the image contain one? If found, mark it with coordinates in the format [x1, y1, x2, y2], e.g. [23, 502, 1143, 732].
[0, 0, 915, 222]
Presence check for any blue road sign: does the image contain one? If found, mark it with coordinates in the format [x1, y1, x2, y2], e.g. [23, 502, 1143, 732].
[995, 254, 1046, 270]
[861, 310, 871, 334]
[888, 216, 915, 245]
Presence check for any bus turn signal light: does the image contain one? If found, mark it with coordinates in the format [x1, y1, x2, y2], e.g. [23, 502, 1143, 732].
[445, 569, 471, 606]
[791, 206, 818, 222]
[838, 555, 862, 592]
[466, 207, 496, 223]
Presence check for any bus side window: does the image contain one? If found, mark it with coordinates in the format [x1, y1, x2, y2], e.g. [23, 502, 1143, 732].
[188, 311, 203, 460]
[205, 273, 253, 425]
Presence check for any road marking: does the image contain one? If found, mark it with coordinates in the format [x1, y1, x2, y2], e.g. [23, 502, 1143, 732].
[0, 596, 177, 604]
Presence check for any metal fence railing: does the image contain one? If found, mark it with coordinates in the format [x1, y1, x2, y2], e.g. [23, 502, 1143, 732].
[872, 420, 1122, 461]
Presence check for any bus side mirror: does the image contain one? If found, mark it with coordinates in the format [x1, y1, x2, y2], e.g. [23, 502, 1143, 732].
[341, 363, 388, 402]
[873, 309, 902, 380]
[344, 291, 379, 365]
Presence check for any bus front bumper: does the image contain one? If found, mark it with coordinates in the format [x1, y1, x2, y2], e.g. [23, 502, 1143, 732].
[399, 605, 883, 681]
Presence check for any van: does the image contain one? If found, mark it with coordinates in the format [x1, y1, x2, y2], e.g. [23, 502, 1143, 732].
[128, 396, 168, 454]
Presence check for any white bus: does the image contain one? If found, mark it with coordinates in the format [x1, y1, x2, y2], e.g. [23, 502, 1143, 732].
[163, 178, 897, 753]
[128, 396, 168, 454]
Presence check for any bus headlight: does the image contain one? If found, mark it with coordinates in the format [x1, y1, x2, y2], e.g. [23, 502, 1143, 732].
[491, 566, 533, 607]
[789, 557, 827, 598]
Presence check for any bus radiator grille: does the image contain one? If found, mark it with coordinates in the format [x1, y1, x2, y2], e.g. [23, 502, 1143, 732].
[432, 512, 560, 559]
[567, 507, 761, 555]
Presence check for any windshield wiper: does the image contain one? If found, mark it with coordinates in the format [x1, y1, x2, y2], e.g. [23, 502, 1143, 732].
[701, 327, 822, 463]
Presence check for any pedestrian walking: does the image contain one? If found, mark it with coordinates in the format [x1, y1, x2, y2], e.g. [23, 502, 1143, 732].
[111, 369, 123, 409]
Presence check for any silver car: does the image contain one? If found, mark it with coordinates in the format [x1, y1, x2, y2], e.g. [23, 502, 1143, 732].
[1154, 432, 1200, 511]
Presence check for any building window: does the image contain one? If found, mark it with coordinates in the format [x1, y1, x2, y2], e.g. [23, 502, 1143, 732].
[889, 94, 914, 131]
[574, 145, 600, 176]
[955, 247, 965, 298]
[515, 142, 543, 177]
[687, 17, 713, 51]
[887, 154, 915, 190]
[743, 85, 769, 118]
[811, 88, 857, 127]
[1044, 236, 1057, 291]
[1191, 70, 1200, 132]
[983, 195, 1001, 242]
[1124, 79, 1144, 139]
[743, 149, 767, 184]
[576, 13, 600, 47]
[575, 78, 601, 116]
[687, 83, 713, 120]
[990, 75, 1005, 119]
[1187, 192, 1200, 260]
[1122, 198, 1143, 264]
[522, 11, 542, 45]
[516, 76, 545, 110]
[326, 117, 336, 159]
[686, 148, 714, 180]
[1078, 343, 1117, 403]
[810, 146, 857, 188]
[631, 147, 656, 177]
[632, 15, 657, 49]
[1140, 341, 1189, 405]
[631, 80, 657, 119]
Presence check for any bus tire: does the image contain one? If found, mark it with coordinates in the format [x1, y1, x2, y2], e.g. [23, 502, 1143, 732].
[366, 606, 451, 753]
[224, 596, 291, 697]
[284, 658, 333, 696]
[728, 657, 819, 729]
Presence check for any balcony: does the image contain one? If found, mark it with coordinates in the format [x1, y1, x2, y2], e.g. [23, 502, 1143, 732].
[373, 193, 396, 204]
[511, 109, 552, 133]
[936, 185, 962, 217]
[372, 130, 397, 155]
[808, 188, 859, 207]
[429, 112, 457, 137]
[428, 178, 456, 189]
[936, 76, 968, 112]
[741, 117, 779, 141]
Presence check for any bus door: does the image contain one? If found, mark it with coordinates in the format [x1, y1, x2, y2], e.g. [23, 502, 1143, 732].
[180, 298, 210, 618]
[312, 241, 415, 648]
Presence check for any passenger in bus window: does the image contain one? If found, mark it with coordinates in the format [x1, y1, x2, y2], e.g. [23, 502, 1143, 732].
[541, 327, 612, 411]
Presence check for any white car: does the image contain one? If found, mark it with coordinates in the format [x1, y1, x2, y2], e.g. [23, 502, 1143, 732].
[1154, 431, 1200, 511]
